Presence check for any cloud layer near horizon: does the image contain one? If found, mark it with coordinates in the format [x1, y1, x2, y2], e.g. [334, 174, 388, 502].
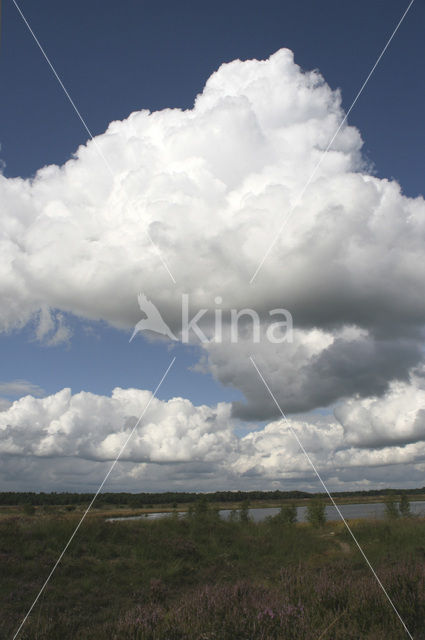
[1, 376, 425, 490]
[1, 48, 425, 488]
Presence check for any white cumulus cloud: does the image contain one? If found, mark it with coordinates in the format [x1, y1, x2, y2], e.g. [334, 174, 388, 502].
[1, 381, 425, 491]
[0, 388, 235, 463]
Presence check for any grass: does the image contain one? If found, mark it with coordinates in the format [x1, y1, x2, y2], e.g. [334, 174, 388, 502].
[1, 508, 425, 639]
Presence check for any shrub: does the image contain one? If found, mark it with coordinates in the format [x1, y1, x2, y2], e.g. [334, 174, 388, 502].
[194, 496, 209, 518]
[306, 499, 326, 528]
[239, 500, 251, 523]
[384, 497, 399, 519]
[22, 503, 35, 516]
[399, 494, 411, 518]
[279, 503, 297, 525]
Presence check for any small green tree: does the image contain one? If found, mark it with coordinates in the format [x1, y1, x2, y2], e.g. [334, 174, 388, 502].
[306, 499, 326, 528]
[384, 496, 399, 519]
[399, 494, 411, 518]
[279, 503, 297, 525]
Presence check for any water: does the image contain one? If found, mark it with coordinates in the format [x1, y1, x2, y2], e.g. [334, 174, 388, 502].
[106, 500, 425, 523]
[107, 512, 172, 522]
[222, 500, 425, 522]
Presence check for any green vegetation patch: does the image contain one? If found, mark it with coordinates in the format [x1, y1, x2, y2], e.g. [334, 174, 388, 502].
[1, 508, 425, 639]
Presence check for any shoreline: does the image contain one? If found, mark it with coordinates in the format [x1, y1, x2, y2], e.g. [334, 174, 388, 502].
[2, 493, 424, 520]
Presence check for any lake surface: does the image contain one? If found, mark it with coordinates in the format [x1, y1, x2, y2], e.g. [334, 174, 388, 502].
[106, 500, 425, 523]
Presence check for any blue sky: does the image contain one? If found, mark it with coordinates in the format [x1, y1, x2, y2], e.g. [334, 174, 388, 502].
[0, 0, 425, 487]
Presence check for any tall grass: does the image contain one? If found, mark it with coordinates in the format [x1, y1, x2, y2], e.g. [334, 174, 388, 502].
[1, 510, 424, 639]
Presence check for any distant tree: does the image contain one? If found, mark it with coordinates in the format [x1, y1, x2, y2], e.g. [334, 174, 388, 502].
[399, 494, 411, 518]
[279, 503, 297, 525]
[384, 496, 399, 519]
[306, 499, 326, 528]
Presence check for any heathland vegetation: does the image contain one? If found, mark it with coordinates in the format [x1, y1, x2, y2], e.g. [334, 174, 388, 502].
[1, 497, 425, 639]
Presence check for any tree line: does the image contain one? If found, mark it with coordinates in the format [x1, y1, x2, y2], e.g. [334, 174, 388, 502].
[0, 487, 424, 507]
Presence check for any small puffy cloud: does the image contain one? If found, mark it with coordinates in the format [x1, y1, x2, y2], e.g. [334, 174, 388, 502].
[0, 379, 45, 398]
[0, 379, 46, 456]
[335, 372, 425, 448]
[233, 417, 344, 479]
[34, 306, 72, 346]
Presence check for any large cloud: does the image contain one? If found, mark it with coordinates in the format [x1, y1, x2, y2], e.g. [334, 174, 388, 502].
[1, 48, 425, 418]
[0, 48, 365, 330]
